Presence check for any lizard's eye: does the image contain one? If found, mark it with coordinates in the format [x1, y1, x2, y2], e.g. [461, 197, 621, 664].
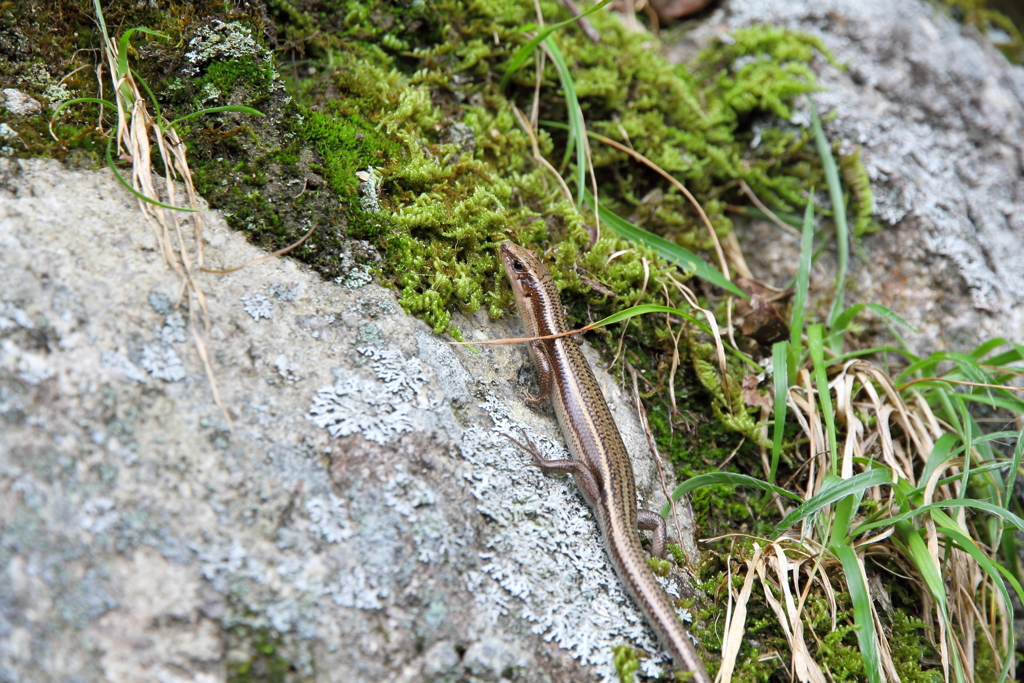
[512, 259, 524, 272]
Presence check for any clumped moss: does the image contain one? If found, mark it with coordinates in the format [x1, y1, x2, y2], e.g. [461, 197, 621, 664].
[227, 629, 294, 683]
[689, 341, 767, 448]
[612, 643, 640, 683]
[886, 610, 940, 683]
[840, 146, 881, 237]
[253, 0, 864, 347]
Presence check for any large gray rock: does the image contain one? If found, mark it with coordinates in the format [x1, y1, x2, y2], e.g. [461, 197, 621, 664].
[0, 158, 696, 682]
[672, 0, 1024, 354]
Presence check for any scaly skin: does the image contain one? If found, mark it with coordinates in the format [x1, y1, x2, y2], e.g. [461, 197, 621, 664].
[500, 241, 710, 681]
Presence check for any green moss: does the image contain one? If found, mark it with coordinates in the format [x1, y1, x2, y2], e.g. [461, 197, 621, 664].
[2, 0, 871, 349]
[840, 146, 881, 237]
[227, 629, 293, 683]
[689, 341, 768, 448]
[612, 643, 640, 683]
[229, 0, 870, 348]
[691, 484, 750, 534]
[886, 610, 941, 683]
[648, 556, 672, 577]
[204, 59, 276, 100]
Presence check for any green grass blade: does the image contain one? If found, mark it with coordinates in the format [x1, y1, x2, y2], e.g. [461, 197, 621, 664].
[661, 472, 802, 516]
[829, 304, 864, 336]
[586, 190, 747, 298]
[105, 138, 203, 213]
[944, 351, 992, 385]
[775, 468, 891, 533]
[927, 461, 1017, 494]
[917, 433, 959, 504]
[827, 345, 921, 367]
[789, 196, 814, 350]
[116, 27, 170, 76]
[864, 303, 921, 331]
[957, 398, 974, 496]
[856, 498, 1024, 536]
[114, 27, 169, 107]
[970, 337, 1010, 359]
[807, 324, 838, 473]
[499, 0, 613, 90]
[896, 521, 947, 607]
[92, 0, 112, 50]
[834, 546, 882, 683]
[167, 105, 266, 129]
[810, 101, 848, 327]
[49, 97, 117, 123]
[591, 304, 706, 332]
[938, 524, 1018, 683]
[896, 521, 966, 683]
[770, 341, 788, 487]
[831, 303, 919, 336]
[1007, 429, 1024, 513]
[588, 303, 761, 370]
[544, 38, 585, 206]
[831, 492, 859, 548]
[947, 392, 1024, 414]
[978, 345, 1024, 367]
[729, 205, 805, 229]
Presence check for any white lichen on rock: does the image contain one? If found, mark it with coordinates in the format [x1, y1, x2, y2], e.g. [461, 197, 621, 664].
[308, 346, 427, 444]
[306, 494, 353, 544]
[100, 350, 148, 383]
[308, 378, 416, 443]
[356, 166, 381, 213]
[184, 20, 270, 72]
[359, 346, 428, 400]
[0, 339, 54, 385]
[241, 293, 273, 321]
[80, 497, 119, 534]
[457, 395, 679, 679]
[139, 341, 186, 382]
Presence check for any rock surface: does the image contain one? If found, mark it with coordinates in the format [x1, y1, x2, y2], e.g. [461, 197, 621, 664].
[671, 0, 1024, 355]
[0, 157, 695, 682]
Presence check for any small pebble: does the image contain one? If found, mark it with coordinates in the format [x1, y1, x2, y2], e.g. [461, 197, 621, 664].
[2, 88, 42, 117]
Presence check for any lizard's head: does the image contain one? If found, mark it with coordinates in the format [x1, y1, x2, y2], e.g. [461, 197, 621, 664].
[499, 241, 548, 300]
[499, 241, 566, 337]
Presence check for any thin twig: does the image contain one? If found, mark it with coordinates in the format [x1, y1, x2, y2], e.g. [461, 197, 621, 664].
[559, 0, 601, 43]
[626, 362, 683, 550]
[201, 222, 319, 274]
[739, 179, 801, 238]
[585, 126, 731, 282]
[512, 105, 574, 205]
[531, 0, 546, 129]
[898, 378, 1024, 393]
[663, 281, 682, 417]
[448, 325, 591, 347]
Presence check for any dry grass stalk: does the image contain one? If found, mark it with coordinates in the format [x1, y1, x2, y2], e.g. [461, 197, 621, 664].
[101, 37, 232, 429]
[716, 544, 763, 683]
[776, 350, 1014, 683]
